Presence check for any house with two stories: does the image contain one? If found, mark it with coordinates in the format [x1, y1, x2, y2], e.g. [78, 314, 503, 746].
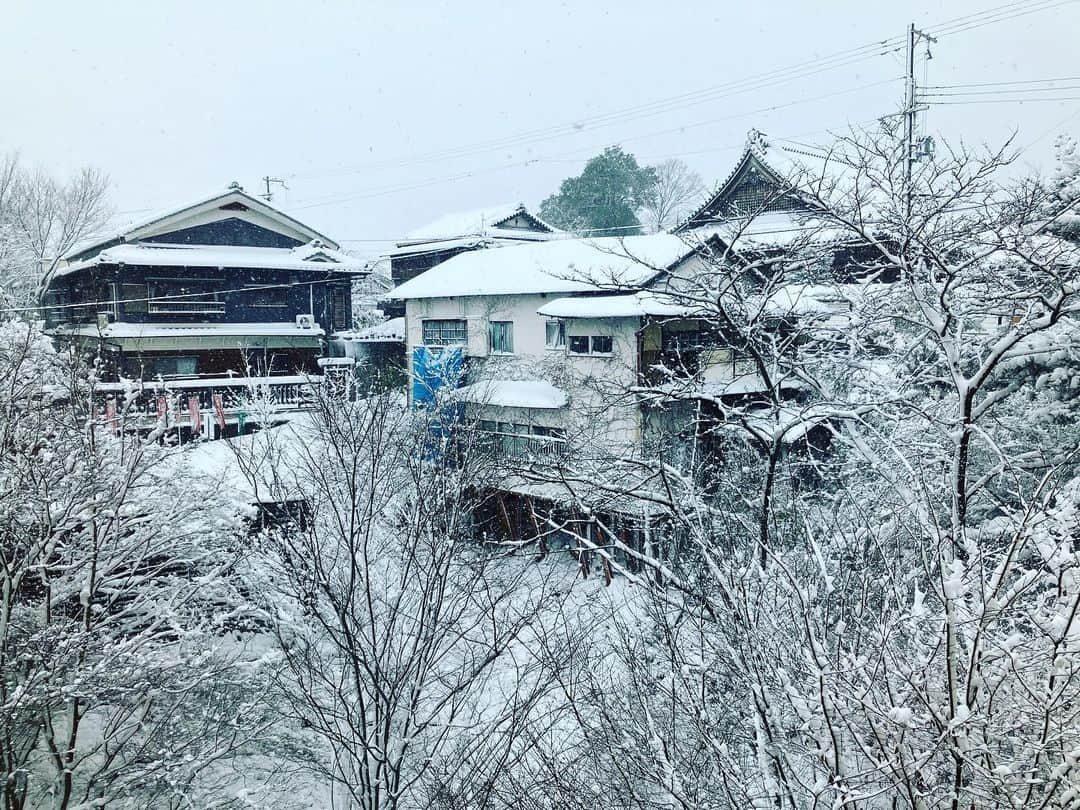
[42, 184, 368, 438]
[389, 130, 886, 551]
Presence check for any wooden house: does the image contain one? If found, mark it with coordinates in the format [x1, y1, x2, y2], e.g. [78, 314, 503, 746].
[42, 184, 368, 436]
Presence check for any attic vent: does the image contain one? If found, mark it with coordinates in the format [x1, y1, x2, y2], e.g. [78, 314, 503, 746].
[220, 202, 249, 211]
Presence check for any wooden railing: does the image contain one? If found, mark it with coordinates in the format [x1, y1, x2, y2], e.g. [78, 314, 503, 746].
[95, 375, 321, 424]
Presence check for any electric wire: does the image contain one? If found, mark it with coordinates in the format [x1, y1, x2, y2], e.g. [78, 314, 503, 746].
[288, 78, 904, 212]
[291, 0, 1075, 180]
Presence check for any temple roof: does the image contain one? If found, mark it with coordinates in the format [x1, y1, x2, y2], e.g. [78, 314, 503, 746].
[675, 129, 840, 233]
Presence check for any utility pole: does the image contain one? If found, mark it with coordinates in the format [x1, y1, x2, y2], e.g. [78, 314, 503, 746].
[261, 176, 288, 202]
[904, 22, 937, 218]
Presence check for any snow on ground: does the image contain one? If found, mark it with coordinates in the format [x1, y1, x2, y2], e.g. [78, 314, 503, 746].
[158, 412, 317, 504]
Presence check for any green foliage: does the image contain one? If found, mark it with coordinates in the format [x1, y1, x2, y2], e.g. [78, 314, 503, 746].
[539, 146, 658, 236]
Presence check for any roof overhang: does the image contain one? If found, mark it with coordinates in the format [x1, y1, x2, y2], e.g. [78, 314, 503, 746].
[67, 187, 341, 261]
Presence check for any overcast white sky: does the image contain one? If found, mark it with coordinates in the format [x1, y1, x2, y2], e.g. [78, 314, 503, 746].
[3, 0, 1079, 254]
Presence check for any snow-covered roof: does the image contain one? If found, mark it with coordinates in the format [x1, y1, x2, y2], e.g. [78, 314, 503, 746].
[761, 283, 857, 316]
[389, 237, 491, 257]
[67, 186, 342, 260]
[167, 413, 316, 503]
[453, 379, 568, 409]
[50, 321, 326, 339]
[390, 234, 700, 299]
[398, 203, 559, 245]
[538, 291, 696, 319]
[676, 129, 855, 233]
[59, 242, 367, 276]
[721, 405, 838, 445]
[337, 317, 406, 343]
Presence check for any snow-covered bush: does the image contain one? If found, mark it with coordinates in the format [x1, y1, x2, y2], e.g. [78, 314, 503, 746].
[515, 128, 1080, 809]
[0, 319, 288, 809]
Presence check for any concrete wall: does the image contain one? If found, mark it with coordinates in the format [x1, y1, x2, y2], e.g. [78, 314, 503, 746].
[403, 293, 645, 453]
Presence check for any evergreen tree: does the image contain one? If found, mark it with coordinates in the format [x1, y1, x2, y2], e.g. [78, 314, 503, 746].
[539, 146, 657, 236]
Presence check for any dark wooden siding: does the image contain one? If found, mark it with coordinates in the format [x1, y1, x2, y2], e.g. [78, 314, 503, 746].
[142, 218, 303, 248]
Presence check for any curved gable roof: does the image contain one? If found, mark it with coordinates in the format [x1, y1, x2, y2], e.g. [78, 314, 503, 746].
[675, 130, 827, 233]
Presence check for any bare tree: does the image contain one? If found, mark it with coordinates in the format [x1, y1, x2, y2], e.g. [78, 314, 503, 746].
[241, 390, 570, 809]
[512, 126, 1080, 808]
[0, 155, 110, 306]
[640, 158, 705, 233]
[0, 319, 288, 809]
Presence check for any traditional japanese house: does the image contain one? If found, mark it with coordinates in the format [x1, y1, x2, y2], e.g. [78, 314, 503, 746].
[42, 184, 367, 437]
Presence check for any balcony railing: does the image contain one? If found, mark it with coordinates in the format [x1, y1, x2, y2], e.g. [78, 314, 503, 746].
[95, 375, 322, 426]
[147, 299, 226, 315]
[469, 429, 567, 462]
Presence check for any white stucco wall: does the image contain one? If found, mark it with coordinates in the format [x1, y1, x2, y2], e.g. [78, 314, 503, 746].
[403, 294, 646, 453]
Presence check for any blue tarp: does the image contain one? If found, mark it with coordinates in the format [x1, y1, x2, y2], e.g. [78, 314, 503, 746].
[412, 346, 465, 464]
[412, 346, 465, 406]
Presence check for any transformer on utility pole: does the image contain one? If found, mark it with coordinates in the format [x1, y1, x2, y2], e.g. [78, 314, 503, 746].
[261, 176, 288, 202]
[904, 22, 937, 218]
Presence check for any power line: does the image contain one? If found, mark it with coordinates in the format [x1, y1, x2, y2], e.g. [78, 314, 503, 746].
[923, 97, 1080, 105]
[925, 0, 1078, 37]
[925, 76, 1080, 89]
[920, 86, 1080, 98]
[286, 78, 903, 212]
[290, 0, 1074, 182]
[294, 49, 904, 180]
[26, 276, 350, 318]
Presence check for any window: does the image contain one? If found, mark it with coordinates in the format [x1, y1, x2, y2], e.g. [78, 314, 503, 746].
[472, 420, 567, 460]
[488, 321, 514, 354]
[422, 319, 467, 346]
[121, 283, 147, 314]
[545, 319, 566, 349]
[138, 355, 198, 378]
[243, 285, 288, 308]
[568, 335, 613, 356]
[330, 286, 348, 329]
[568, 336, 590, 355]
[148, 280, 223, 314]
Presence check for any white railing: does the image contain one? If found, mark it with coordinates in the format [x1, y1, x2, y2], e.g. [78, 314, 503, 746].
[470, 429, 567, 462]
[95, 375, 323, 422]
[147, 299, 226, 315]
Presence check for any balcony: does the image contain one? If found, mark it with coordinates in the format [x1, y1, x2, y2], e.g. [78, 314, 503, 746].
[94, 374, 322, 430]
[147, 299, 226, 315]
[469, 428, 568, 462]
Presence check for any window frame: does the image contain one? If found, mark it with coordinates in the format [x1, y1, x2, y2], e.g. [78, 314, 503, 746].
[590, 335, 613, 355]
[567, 333, 614, 357]
[242, 284, 290, 309]
[488, 320, 515, 355]
[421, 318, 468, 347]
[568, 335, 590, 355]
[545, 319, 566, 350]
[146, 277, 224, 315]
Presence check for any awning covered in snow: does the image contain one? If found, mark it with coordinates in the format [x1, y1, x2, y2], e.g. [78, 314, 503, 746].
[452, 380, 568, 410]
[337, 317, 405, 343]
[538, 292, 696, 319]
